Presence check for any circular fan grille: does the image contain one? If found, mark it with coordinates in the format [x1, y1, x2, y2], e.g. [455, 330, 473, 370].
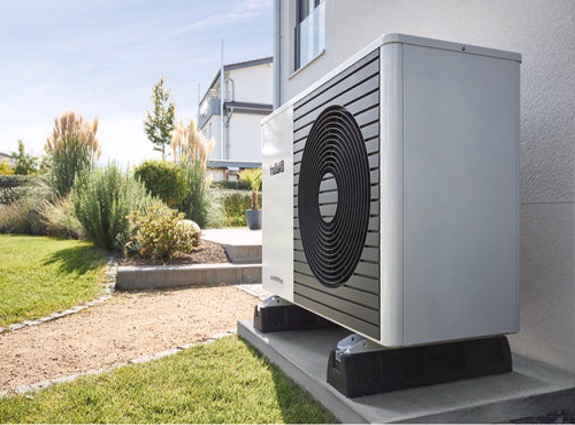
[298, 105, 371, 288]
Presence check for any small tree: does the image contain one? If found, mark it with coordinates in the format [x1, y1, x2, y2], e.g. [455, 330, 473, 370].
[238, 168, 262, 210]
[144, 78, 176, 159]
[12, 140, 38, 175]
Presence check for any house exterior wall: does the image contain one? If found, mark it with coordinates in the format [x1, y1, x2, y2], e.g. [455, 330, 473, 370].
[228, 64, 273, 104]
[199, 59, 272, 164]
[277, 0, 575, 372]
[228, 112, 264, 161]
[203, 115, 222, 161]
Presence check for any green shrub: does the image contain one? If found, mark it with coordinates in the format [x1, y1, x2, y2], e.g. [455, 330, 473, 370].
[0, 187, 24, 204]
[211, 180, 251, 191]
[171, 119, 215, 227]
[134, 160, 187, 208]
[0, 161, 14, 175]
[0, 179, 54, 234]
[0, 175, 40, 204]
[0, 174, 31, 188]
[178, 161, 211, 228]
[213, 189, 262, 227]
[204, 189, 226, 228]
[72, 162, 152, 251]
[39, 195, 84, 239]
[0, 198, 44, 235]
[127, 203, 200, 262]
[45, 111, 101, 196]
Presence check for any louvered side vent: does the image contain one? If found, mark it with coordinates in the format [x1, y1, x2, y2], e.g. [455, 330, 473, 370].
[293, 49, 381, 339]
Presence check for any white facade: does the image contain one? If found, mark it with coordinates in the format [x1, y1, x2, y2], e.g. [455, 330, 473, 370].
[275, 0, 575, 372]
[198, 57, 273, 177]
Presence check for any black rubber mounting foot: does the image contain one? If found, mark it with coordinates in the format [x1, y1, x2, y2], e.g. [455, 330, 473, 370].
[327, 335, 513, 398]
[253, 300, 337, 333]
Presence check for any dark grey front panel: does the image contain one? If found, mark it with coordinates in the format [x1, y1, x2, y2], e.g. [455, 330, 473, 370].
[293, 49, 381, 339]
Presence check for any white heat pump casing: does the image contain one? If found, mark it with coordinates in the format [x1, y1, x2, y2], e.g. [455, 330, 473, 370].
[262, 34, 521, 348]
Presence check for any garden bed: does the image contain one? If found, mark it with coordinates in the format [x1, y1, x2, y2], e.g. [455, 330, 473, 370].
[119, 240, 230, 266]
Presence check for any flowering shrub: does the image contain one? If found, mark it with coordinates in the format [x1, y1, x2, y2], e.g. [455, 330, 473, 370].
[127, 203, 200, 262]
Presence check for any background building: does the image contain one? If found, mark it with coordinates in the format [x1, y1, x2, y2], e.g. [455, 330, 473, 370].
[198, 57, 273, 181]
[0, 152, 15, 168]
[273, 0, 575, 373]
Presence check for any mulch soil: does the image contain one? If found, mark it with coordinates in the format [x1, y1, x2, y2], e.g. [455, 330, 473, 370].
[119, 240, 231, 266]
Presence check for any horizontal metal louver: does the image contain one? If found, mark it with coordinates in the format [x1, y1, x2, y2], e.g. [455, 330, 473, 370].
[293, 48, 381, 339]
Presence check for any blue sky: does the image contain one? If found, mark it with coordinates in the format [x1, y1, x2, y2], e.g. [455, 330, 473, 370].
[0, 0, 273, 165]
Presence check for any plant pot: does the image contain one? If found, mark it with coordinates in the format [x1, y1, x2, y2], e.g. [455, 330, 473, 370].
[245, 209, 262, 230]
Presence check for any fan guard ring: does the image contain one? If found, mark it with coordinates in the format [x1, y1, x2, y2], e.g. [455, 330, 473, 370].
[298, 105, 371, 288]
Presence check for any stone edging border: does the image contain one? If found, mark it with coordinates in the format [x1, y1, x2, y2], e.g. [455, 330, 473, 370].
[0, 329, 237, 399]
[0, 257, 118, 336]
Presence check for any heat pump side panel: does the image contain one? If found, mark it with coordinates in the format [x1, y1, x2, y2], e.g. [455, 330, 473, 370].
[401, 44, 521, 346]
[262, 106, 294, 302]
[379, 42, 405, 347]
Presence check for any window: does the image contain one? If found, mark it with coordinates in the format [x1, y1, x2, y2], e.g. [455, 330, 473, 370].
[294, 0, 325, 71]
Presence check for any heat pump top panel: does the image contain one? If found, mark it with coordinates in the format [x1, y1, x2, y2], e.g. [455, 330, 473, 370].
[262, 34, 521, 347]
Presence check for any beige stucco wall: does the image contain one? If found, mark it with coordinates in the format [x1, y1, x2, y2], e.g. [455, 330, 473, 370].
[278, 0, 575, 372]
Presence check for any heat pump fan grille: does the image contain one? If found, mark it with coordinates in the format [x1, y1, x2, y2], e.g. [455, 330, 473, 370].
[293, 49, 381, 339]
[298, 106, 370, 287]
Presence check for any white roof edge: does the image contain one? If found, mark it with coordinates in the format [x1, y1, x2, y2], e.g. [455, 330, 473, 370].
[263, 33, 521, 124]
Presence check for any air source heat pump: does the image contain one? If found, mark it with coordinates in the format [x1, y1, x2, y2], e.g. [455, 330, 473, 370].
[261, 34, 520, 348]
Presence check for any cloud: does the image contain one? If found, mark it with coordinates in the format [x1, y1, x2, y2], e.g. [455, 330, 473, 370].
[166, 0, 272, 40]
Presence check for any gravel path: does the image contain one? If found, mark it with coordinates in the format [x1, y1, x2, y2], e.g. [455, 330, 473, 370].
[0, 285, 259, 393]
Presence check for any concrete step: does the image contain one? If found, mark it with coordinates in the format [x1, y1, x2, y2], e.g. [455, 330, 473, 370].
[116, 263, 261, 291]
[202, 228, 262, 264]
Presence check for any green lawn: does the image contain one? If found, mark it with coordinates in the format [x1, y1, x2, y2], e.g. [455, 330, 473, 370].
[0, 335, 337, 424]
[0, 235, 108, 327]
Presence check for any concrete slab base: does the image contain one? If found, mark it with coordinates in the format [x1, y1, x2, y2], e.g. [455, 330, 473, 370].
[238, 320, 575, 423]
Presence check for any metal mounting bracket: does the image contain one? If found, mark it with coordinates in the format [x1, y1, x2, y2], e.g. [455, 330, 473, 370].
[334, 333, 386, 362]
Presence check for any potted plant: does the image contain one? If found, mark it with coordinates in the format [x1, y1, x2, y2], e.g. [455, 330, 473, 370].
[238, 167, 262, 230]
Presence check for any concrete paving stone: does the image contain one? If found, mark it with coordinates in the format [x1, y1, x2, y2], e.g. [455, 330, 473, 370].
[234, 283, 271, 300]
[153, 348, 180, 359]
[177, 343, 195, 350]
[13, 385, 28, 394]
[130, 355, 154, 364]
[9, 323, 25, 331]
[208, 332, 230, 340]
[51, 374, 79, 385]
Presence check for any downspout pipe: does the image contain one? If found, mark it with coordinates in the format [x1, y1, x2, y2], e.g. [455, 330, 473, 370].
[273, 0, 281, 109]
[220, 39, 225, 159]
